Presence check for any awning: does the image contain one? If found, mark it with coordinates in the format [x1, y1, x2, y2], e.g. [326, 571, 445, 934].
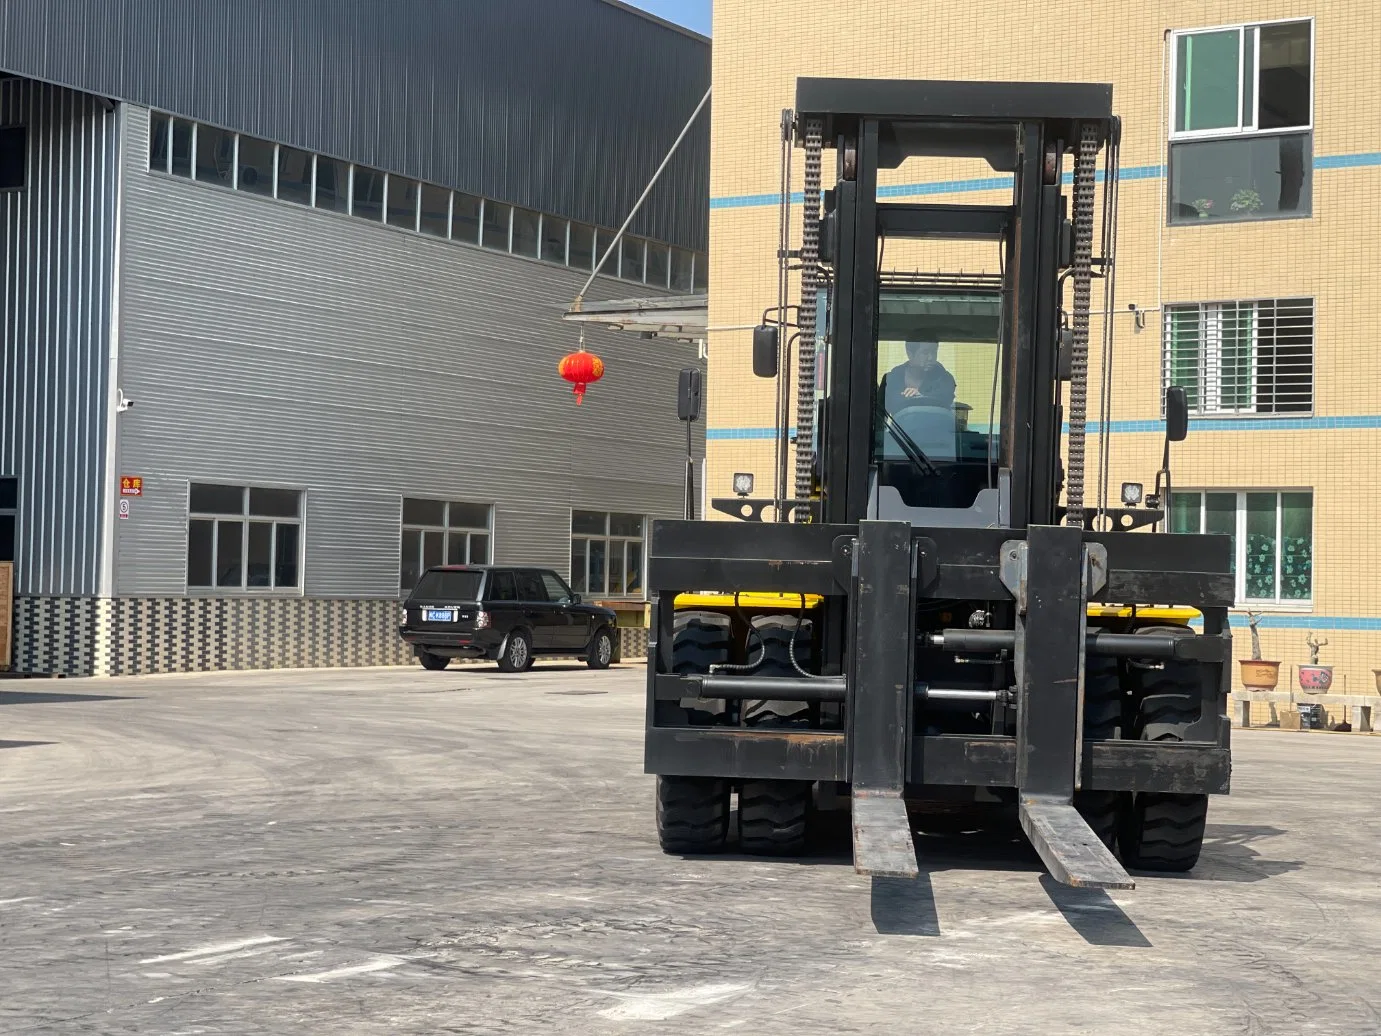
[563, 294, 707, 342]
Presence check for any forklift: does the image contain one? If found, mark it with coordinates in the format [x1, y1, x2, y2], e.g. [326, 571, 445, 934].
[645, 78, 1233, 890]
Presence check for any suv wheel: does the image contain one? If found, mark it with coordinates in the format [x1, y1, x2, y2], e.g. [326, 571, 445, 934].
[497, 629, 532, 673]
[418, 650, 450, 672]
[587, 627, 615, 670]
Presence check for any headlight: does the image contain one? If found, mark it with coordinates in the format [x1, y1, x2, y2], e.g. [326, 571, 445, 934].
[1121, 482, 1144, 506]
[400, 606, 409, 624]
[732, 472, 755, 497]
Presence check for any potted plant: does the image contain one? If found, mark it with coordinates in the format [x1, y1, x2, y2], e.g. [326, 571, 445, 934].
[1297, 632, 1333, 692]
[1230, 188, 1263, 215]
[1239, 611, 1281, 690]
[1193, 197, 1214, 219]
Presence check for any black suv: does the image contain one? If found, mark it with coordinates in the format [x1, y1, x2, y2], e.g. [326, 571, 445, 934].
[400, 565, 620, 672]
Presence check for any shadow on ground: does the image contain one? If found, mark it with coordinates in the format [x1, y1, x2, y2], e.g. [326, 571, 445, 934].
[0, 691, 140, 706]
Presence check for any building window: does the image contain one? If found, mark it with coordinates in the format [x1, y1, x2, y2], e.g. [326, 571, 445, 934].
[315, 156, 349, 213]
[541, 216, 568, 264]
[1171, 490, 1312, 604]
[570, 511, 644, 598]
[138, 114, 702, 290]
[399, 498, 491, 593]
[386, 175, 420, 230]
[352, 166, 385, 222]
[482, 200, 512, 250]
[511, 207, 541, 257]
[452, 193, 482, 244]
[1169, 19, 1312, 224]
[186, 484, 302, 591]
[569, 223, 595, 270]
[419, 184, 450, 238]
[148, 115, 170, 174]
[0, 476, 16, 563]
[194, 124, 234, 187]
[236, 135, 276, 198]
[692, 252, 708, 293]
[277, 146, 313, 206]
[1163, 299, 1313, 416]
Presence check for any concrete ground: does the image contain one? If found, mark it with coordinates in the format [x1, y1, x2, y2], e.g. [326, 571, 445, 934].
[1, 666, 1379, 1036]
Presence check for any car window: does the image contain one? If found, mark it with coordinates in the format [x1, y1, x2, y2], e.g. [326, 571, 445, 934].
[410, 569, 483, 601]
[515, 571, 547, 602]
[540, 571, 573, 602]
[486, 570, 517, 602]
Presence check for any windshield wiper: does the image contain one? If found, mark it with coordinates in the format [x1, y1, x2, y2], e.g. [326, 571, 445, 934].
[882, 411, 939, 477]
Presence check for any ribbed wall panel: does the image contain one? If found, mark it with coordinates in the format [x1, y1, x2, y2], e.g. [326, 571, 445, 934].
[0, 79, 117, 596]
[0, 0, 711, 252]
[114, 108, 704, 598]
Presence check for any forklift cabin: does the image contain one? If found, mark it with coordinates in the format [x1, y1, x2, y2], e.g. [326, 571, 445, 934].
[645, 79, 1233, 890]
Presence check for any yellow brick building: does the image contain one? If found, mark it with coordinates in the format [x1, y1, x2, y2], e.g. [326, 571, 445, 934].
[704, 2, 1381, 708]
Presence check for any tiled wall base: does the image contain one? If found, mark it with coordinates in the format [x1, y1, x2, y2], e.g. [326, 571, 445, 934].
[9, 597, 651, 677]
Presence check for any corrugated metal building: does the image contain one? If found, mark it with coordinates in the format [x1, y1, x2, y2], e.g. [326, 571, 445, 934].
[0, 0, 710, 675]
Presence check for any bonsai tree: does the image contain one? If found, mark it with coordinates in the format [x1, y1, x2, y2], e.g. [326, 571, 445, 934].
[1247, 610, 1263, 660]
[1305, 632, 1328, 666]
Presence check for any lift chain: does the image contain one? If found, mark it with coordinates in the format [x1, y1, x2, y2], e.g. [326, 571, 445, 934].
[1064, 122, 1099, 529]
[792, 118, 824, 514]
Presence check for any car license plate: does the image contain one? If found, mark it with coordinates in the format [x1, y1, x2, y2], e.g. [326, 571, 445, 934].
[424, 608, 456, 623]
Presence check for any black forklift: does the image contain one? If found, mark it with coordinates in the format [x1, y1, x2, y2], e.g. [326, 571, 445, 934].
[645, 79, 1233, 889]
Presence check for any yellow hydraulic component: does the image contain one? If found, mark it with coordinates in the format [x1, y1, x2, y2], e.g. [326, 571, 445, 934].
[1087, 604, 1199, 625]
[674, 592, 824, 611]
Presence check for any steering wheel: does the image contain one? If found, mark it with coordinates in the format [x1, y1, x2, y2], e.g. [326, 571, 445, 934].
[890, 401, 954, 418]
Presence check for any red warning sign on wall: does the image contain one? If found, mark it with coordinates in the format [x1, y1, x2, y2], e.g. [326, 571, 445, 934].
[120, 476, 143, 497]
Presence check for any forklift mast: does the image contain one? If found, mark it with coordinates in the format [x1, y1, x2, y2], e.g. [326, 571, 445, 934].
[799, 78, 1112, 531]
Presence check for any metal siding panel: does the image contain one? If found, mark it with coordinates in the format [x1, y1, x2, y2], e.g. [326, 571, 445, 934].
[0, 80, 116, 595]
[0, 0, 709, 252]
[113, 107, 702, 598]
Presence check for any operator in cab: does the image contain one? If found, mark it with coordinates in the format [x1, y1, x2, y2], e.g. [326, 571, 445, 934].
[881, 340, 956, 414]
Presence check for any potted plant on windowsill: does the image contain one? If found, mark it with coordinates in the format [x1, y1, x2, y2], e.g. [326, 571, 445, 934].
[1297, 632, 1333, 692]
[1230, 188, 1263, 216]
[1239, 611, 1281, 690]
[1192, 197, 1215, 219]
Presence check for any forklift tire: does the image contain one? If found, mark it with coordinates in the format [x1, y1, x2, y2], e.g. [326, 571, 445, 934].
[657, 775, 730, 854]
[1118, 691, 1209, 872]
[418, 650, 450, 672]
[743, 614, 813, 728]
[1074, 654, 1123, 850]
[738, 779, 810, 855]
[660, 611, 730, 726]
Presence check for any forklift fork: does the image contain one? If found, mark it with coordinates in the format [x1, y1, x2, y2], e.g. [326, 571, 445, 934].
[847, 520, 1133, 889]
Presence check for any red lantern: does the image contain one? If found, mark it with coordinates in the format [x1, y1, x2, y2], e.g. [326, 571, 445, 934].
[558, 348, 605, 405]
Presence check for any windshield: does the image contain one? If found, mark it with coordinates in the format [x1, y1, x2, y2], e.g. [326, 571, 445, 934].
[873, 288, 1005, 509]
[410, 569, 484, 602]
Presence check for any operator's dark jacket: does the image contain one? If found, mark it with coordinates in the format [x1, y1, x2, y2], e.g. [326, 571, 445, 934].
[880, 362, 957, 415]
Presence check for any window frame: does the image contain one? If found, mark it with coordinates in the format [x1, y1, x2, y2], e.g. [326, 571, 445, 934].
[185, 482, 305, 594]
[569, 510, 646, 600]
[1171, 488, 1313, 607]
[0, 475, 17, 565]
[398, 497, 494, 595]
[1162, 297, 1315, 417]
[1169, 18, 1315, 142]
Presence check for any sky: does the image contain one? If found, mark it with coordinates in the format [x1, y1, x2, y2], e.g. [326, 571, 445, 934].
[621, 0, 712, 35]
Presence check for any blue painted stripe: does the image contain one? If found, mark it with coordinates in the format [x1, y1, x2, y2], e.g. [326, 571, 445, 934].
[1223, 614, 1381, 631]
[710, 415, 1381, 440]
[711, 151, 1381, 210]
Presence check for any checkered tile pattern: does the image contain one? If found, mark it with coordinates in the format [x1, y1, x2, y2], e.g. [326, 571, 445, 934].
[11, 597, 650, 677]
[11, 597, 413, 677]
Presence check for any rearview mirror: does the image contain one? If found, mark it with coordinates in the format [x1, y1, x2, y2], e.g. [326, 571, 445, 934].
[752, 324, 780, 378]
[677, 368, 702, 422]
[1164, 386, 1189, 442]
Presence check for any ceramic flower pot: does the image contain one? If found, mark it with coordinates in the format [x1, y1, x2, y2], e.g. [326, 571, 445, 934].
[1297, 664, 1333, 693]
[1239, 659, 1281, 690]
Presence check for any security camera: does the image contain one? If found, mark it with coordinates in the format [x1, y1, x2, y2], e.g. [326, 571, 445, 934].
[116, 389, 135, 412]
